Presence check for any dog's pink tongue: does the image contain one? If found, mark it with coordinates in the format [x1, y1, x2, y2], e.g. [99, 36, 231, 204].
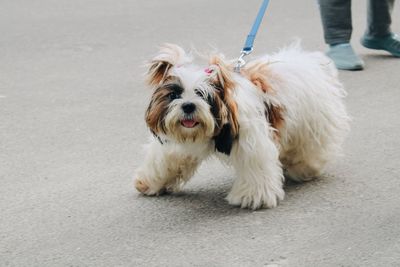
[181, 119, 197, 128]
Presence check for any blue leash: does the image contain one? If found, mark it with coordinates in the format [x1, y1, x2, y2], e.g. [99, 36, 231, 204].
[235, 0, 270, 72]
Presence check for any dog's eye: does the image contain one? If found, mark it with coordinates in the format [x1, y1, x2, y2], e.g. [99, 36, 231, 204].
[195, 89, 204, 98]
[169, 92, 180, 100]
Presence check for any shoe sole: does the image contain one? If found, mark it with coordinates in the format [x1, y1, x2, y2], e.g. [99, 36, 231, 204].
[335, 64, 364, 71]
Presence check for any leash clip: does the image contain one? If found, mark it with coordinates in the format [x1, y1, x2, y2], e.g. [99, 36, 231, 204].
[234, 48, 252, 73]
[234, 0, 270, 73]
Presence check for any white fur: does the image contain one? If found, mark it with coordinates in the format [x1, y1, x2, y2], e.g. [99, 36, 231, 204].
[263, 45, 350, 180]
[135, 44, 350, 210]
[224, 77, 285, 209]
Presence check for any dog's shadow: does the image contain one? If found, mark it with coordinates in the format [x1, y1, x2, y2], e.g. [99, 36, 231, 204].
[156, 180, 245, 217]
[134, 174, 330, 222]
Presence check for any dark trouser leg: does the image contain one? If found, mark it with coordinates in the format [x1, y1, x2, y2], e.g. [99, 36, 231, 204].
[318, 0, 353, 45]
[366, 0, 395, 38]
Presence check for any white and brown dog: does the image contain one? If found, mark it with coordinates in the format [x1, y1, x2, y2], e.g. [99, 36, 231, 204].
[134, 43, 350, 210]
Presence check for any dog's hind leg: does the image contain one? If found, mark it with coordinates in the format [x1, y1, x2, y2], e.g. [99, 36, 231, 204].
[283, 159, 326, 182]
[280, 129, 349, 181]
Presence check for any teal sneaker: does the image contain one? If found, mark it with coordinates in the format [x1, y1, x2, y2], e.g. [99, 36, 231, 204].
[361, 33, 400, 57]
[326, 43, 364, 70]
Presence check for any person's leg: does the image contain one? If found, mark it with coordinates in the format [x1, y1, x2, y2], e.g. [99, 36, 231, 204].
[361, 0, 400, 57]
[319, 0, 364, 70]
[319, 0, 353, 45]
[366, 0, 394, 38]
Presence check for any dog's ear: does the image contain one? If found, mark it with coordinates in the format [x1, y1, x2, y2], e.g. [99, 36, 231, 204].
[207, 55, 239, 155]
[214, 123, 234, 155]
[146, 44, 190, 86]
[207, 54, 235, 91]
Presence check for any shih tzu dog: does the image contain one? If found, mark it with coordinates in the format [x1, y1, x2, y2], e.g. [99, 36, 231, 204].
[134, 43, 350, 210]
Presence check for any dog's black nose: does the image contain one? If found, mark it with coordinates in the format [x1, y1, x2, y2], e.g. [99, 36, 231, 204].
[182, 102, 196, 114]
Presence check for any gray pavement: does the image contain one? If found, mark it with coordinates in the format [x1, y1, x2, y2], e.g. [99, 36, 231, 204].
[1, 0, 400, 266]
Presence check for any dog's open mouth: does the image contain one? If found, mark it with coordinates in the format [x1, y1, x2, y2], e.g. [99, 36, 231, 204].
[180, 119, 199, 128]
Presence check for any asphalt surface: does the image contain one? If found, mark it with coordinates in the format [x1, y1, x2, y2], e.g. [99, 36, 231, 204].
[1, 1, 400, 266]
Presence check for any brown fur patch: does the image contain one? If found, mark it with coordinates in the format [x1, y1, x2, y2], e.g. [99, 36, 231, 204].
[224, 93, 239, 137]
[208, 55, 236, 91]
[242, 59, 285, 138]
[145, 85, 172, 134]
[146, 44, 188, 87]
[146, 61, 171, 87]
[209, 90, 227, 135]
[241, 60, 274, 93]
[208, 55, 239, 138]
[264, 102, 284, 133]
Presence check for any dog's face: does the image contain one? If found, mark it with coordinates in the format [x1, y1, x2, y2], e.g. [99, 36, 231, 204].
[144, 44, 239, 155]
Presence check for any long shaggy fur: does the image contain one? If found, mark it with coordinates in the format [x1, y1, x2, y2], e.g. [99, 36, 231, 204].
[135, 43, 350, 210]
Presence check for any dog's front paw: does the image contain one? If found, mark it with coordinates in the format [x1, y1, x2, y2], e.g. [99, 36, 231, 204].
[226, 187, 284, 210]
[134, 178, 164, 196]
